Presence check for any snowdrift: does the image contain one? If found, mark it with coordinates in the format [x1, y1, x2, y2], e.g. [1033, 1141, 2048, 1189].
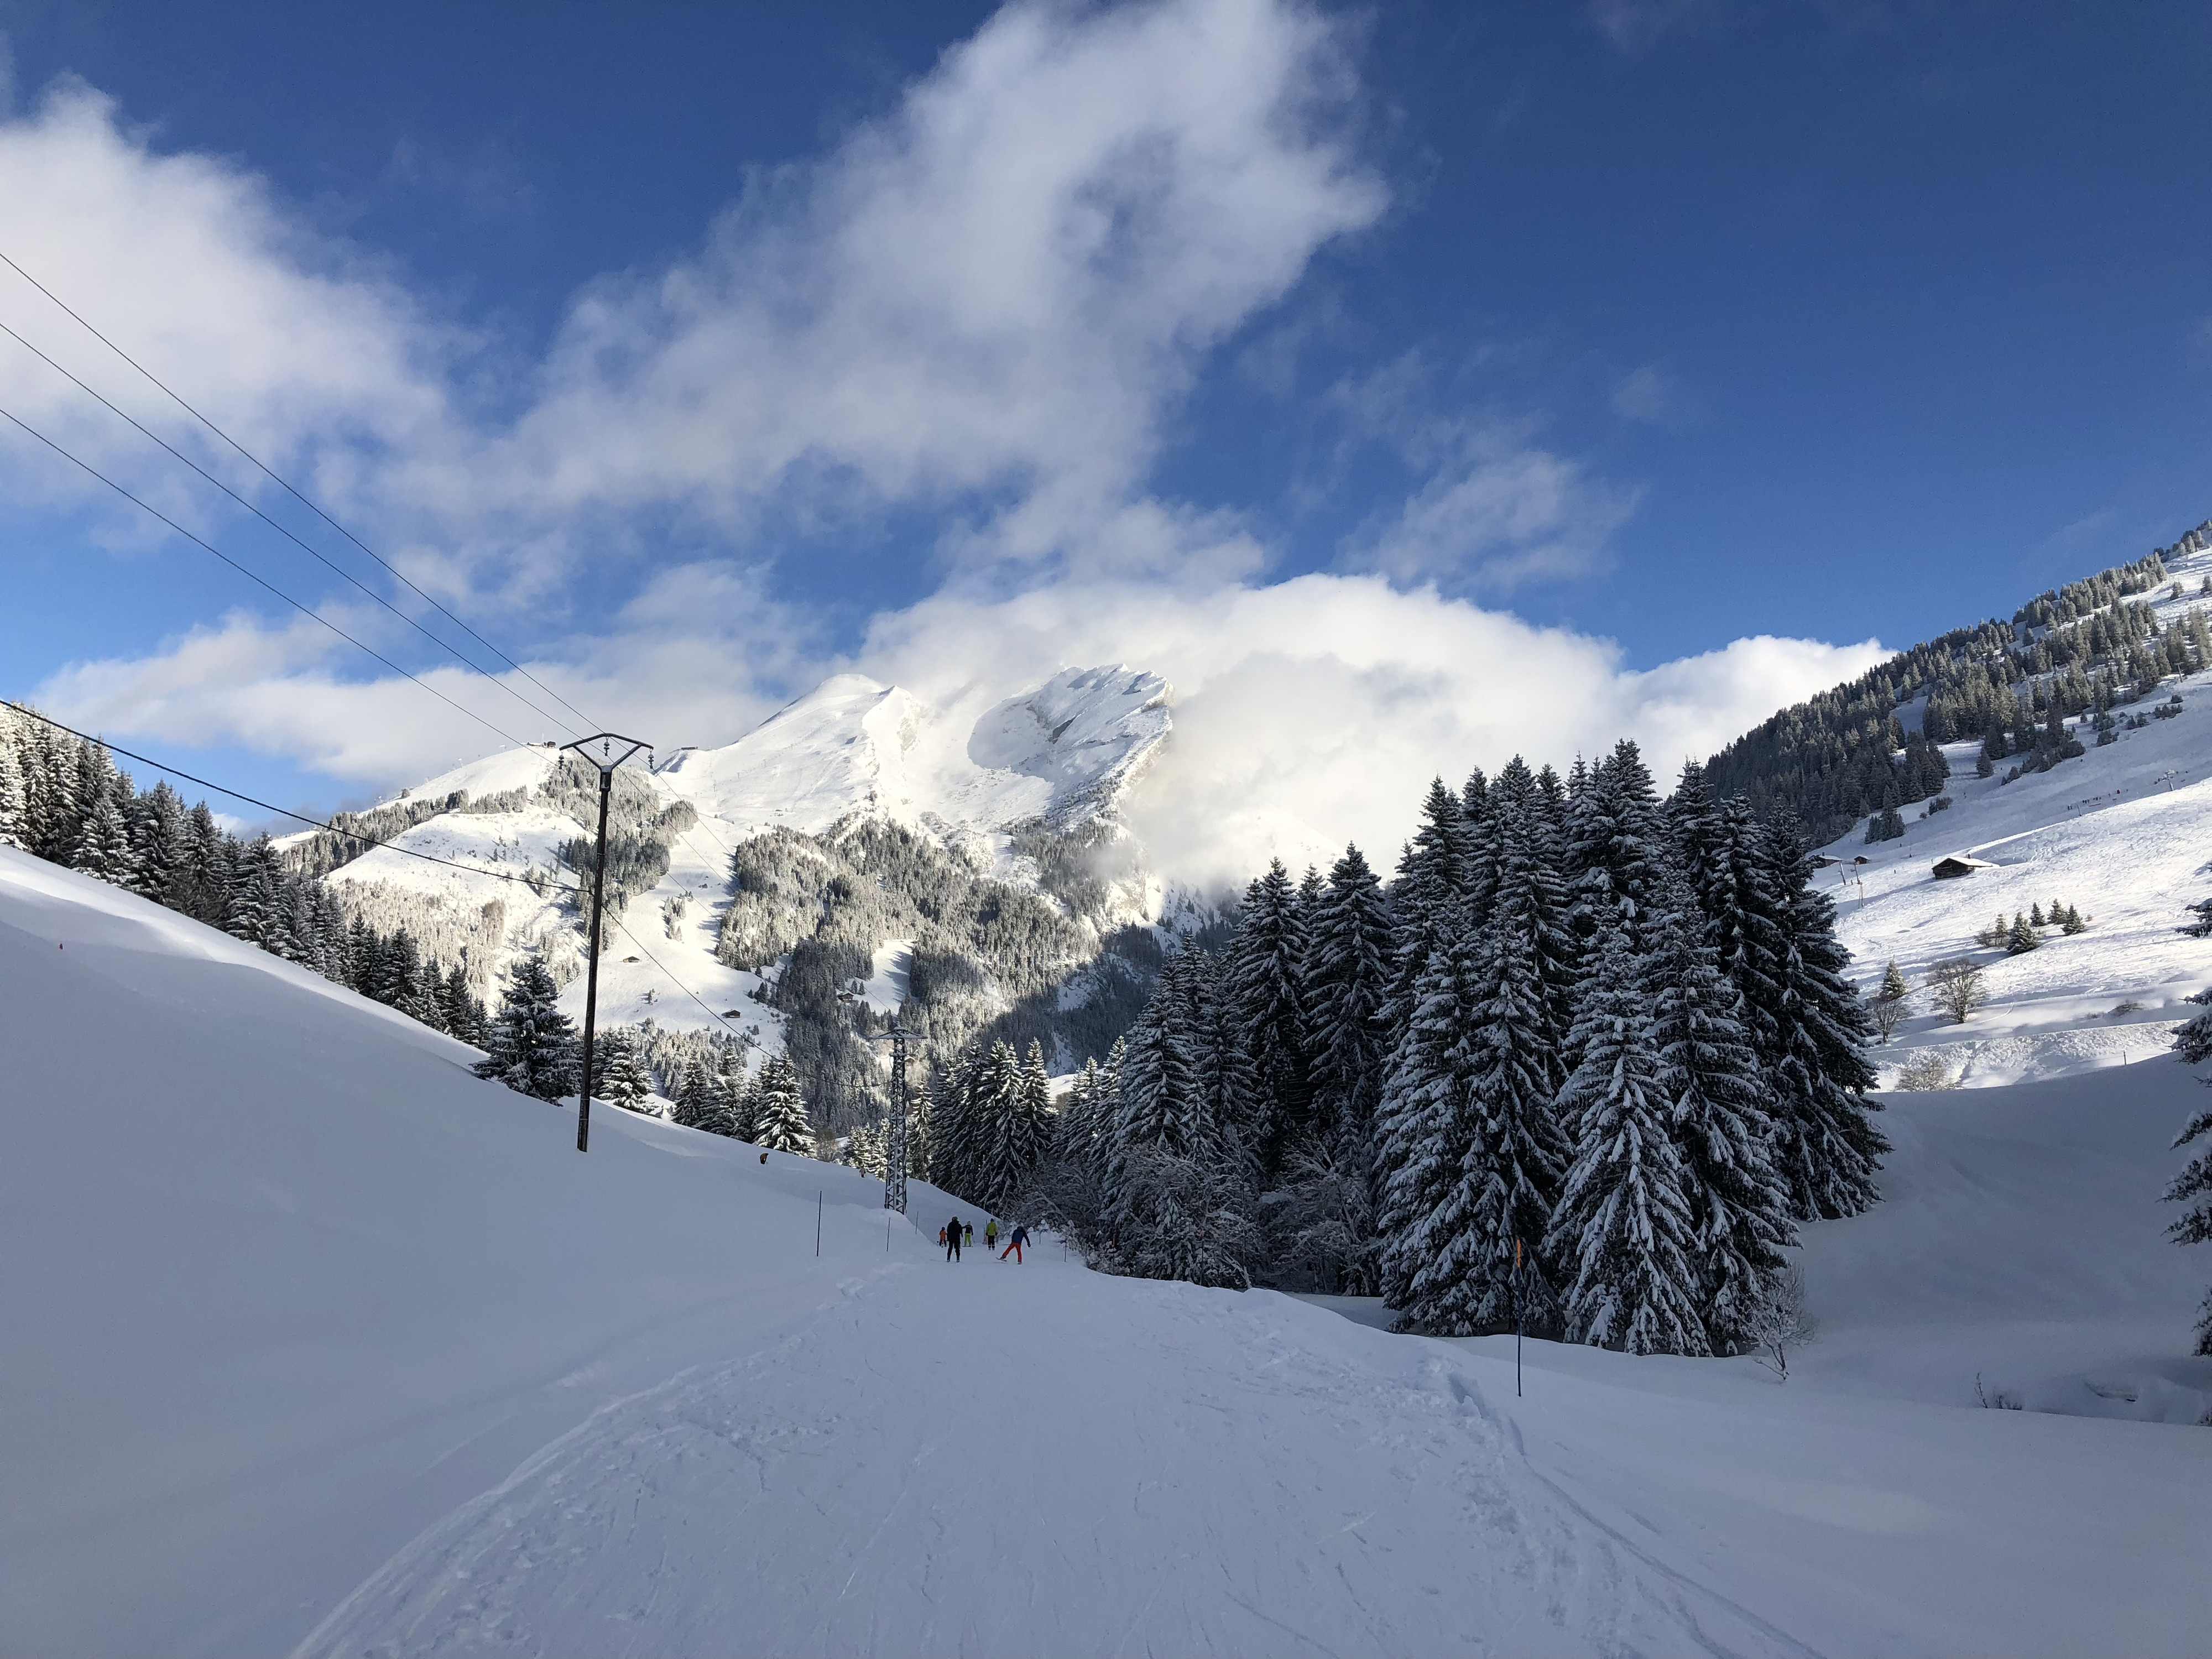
[2, 848, 2206, 1658]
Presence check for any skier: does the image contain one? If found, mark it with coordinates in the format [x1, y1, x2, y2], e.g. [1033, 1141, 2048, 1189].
[945, 1217, 963, 1262]
[985, 1219, 999, 1253]
[1001, 1223, 1029, 1264]
[963, 1222, 974, 1250]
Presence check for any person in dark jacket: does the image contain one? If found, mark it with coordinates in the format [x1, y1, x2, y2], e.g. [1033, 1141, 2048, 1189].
[945, 1216, 963, 1261]
[1000, 1224, 1030, 1264]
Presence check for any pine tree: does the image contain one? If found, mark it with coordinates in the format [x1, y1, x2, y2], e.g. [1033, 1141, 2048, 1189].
[1223, 861, 1312, 1171]
[1116, 953, 1210, 1175]
[1385, 779, 1474, 1051]
[2168, 999, 2212, 1354]
[1489, 759, 1579, 1079]
[1644, 882, 1794, 1350]
[0, 737, 23, 849]
[2006, 912, 2042, 954]
[597, 1027, 655, 1114]
[1305, 844, 1395, 1155]
[1762, 813, 1887, 1220]
[1546, 924, 1709, 1356]
[1407, 919, 1573, 1335]
[714, 1054, 757, 1141]
[475, 959, 580, 1102]
[1564, 740, 1665, 948]
[751, 1055, 814, 1152]
[1373, 937, 1480, 1318]
[71, 793, 132, 884]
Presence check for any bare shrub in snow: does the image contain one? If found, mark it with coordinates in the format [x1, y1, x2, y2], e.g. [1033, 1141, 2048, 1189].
[1892, 1051, 1958, 1092]
[1927, 957, 1987, 1024]
[1743, 1264, 1818, 1380]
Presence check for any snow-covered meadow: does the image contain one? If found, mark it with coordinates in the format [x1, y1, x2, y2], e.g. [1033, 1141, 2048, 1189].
[1824, 632, 2212, 1088]
[2, 845, 2205, 1657]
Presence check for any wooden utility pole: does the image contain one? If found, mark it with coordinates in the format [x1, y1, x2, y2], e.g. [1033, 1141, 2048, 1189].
[561, 733, 651, 1152]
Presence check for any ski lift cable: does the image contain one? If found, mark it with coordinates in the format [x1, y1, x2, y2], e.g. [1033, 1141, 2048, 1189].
[0, 400, 536, 753]
[0, 316, 587, 743]
[0, 245, 606, 736]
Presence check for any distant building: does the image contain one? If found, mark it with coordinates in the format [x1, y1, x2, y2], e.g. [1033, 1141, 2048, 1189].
[1932, 855, 1997, 879]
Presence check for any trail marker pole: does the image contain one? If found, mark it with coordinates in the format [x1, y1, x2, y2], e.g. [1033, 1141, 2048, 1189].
[816, 1191, 823, 1258]
[560, 733, 651, 1153]
[1514, 1237, 1525, 1399]
[866, 1020, 919, 1215]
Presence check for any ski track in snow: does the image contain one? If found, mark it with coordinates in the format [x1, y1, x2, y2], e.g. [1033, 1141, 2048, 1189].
[296, 1272, 1799, 1659]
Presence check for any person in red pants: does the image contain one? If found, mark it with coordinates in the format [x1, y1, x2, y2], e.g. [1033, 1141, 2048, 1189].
[1000, 1223, 1029, 1264]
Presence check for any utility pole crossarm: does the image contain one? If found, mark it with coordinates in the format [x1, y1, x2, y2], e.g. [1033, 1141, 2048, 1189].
[560, 733, 653, 1154]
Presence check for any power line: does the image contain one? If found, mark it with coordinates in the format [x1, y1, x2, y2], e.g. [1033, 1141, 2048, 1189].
[0, 316, 584, 742]
[0, 399, 533, 752]
[2, 701, 582, 896]
[12, 700, 756, 1042]
[0, 246, 604, 735]
[611, 916, 753, 1040]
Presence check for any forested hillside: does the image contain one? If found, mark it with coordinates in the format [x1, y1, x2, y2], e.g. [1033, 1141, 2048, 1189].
[1705, 517, 2211, 841]
[925, 740, 1881, 1363]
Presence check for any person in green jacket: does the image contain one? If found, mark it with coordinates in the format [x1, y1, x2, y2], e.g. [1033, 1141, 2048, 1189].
[985, 1219, 999, 1253]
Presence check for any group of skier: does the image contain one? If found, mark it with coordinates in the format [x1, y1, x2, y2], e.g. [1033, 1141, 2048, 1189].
[938, 1215, 1029, 1264]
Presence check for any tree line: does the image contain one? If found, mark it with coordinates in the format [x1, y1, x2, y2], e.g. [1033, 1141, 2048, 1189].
[916, 740, 1882, 1359]
[0, 705, 491, 1040]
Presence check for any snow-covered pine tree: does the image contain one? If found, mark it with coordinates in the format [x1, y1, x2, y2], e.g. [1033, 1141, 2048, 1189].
[1460, 768, 1498, 927]
[2167, 996, 2212, 1355]
[71, 792, 132, 885]
[1703, 795, 1790, 1063]
[1405, 916, 1574, 1335]
[475, 958, 579, 1102]
[1665, 760, 1726, 906]
[1305, 844, 1395, 1156]
[1372, 932, 1480, 1320]
[751, 1054, 814, 1152]
[1223, 860, 1312, 1172]
[974, 1039, 1052, 1209]
[1489, 758, 1579, 1077]
[596, 1027, 655, 1115]
[438, 964, 489, 1047]
[926, 1052, 979, 1197]
[1643, 879, 1795, 1351]
[1546, 923, 1709, 1356]
[1115, 952, 1208, 1173]
[0, 736, 23, 849]
[714, 1052, 757, 1141]
[1384, 779, 1475, 1053]
[1762, 812, 1887, 1220]
[1564, 739, 1666, 948]
[1183, 950, 1260, 1166]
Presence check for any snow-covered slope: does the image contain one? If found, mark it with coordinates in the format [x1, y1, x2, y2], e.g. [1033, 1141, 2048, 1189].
[3, 847, 2206, 1657]
[1821, 554, 2212, 1086]
[295, 665, 1172, 1038]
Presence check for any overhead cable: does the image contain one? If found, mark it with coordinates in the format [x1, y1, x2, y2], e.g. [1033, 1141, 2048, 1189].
[2, 702, 580, 896]
[0, 316, 583, 741]
[0, 245, 606, 735]
[0, 400, 533, 752]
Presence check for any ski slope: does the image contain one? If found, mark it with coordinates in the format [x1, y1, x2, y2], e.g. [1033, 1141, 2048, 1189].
[2, 848, 2207, 1657]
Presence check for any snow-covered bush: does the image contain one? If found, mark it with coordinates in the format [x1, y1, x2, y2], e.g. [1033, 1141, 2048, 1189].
[1892, 1051, 1958, 1092]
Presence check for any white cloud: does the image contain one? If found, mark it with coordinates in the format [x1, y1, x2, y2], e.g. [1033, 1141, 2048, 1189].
[0, 80, 458, 541]
[10, 0, 1888, 892]
[858, 571, 1885, 890]
[1351, 435, 1640, 588]
[1610, 362, 1698, 426]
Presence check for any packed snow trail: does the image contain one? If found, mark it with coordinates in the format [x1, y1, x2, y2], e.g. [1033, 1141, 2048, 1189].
[294, 1266, 1808, 1659]
[2, 848, 2207, 1657]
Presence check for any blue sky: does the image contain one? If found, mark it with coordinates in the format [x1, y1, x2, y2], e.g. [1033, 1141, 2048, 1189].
[0, 0, 2205, 851]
